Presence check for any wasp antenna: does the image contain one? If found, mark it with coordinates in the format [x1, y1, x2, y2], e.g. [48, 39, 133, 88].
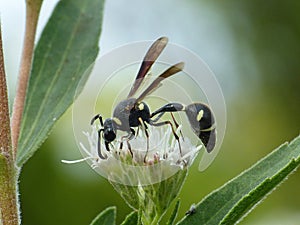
[97, 129, 107, 159]
[91, 114, 104, 126]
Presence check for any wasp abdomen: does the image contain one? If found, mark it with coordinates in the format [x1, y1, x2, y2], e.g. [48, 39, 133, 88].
[185, 103, 216, 152]
[199, 128, 216, 153]
[185, 103, 215, 132]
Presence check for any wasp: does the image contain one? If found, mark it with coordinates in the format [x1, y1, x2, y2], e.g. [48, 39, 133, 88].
[91, 37, 183, 159]
[91, 37, 216, 160]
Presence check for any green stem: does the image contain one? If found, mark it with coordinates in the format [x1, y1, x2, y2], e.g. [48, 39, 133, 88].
[0, 22, 19, 225]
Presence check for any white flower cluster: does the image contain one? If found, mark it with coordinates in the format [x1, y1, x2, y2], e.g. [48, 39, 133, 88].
[63, 125, 201, 186]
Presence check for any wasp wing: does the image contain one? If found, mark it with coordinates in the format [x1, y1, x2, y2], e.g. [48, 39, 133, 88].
[136, 62, 184, 102]
[127, 37, 168, 98]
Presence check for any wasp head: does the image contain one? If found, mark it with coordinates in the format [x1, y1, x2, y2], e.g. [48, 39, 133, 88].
[103, 118, 117, 142]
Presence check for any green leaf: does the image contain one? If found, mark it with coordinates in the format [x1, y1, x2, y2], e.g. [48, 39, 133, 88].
[120, 211, 138, 225]
[177, 135, 300, 225]
[90, 207, 116, 225]
[166, 199, 180, 225]
[16, 0, 105, 166]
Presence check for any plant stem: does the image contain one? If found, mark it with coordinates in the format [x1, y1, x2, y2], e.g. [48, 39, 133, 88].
[11, 0, 42, 158]
[0, 157, 19, 225]
[0, 1, 42, 224]
[0, 23, 19, 225]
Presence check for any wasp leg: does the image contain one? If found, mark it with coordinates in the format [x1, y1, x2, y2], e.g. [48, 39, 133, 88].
[91, 114, 104, 126]
[129, 128, 136, 140]
[149, 120, 182, 156]
[126, 140, 133, 157]
[137, 118, 150, 162]
[170, 112, 184, 141]
[105, 141, 110, 152]
[119, 131, 134, 149]
[119, 128, 135, 157]
[143, 125, 149, 163]
[97, 129, 107, 159]
[135, 126, 140, 137]
[127, 128, 135, 157]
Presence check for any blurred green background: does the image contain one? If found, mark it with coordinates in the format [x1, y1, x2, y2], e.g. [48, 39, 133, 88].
[1, 0, 300, 224]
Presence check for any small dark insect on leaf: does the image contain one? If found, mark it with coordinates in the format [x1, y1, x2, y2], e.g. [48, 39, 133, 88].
[185, 203, 196, 216]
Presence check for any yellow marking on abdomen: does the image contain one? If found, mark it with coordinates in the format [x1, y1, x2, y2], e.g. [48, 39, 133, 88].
[197, 110, 204, 121]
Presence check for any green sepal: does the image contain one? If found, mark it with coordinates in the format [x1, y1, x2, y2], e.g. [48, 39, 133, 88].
[90, 206, 116, 225]
[120, 211, 138, 225]
[166, 199, 180, 225]
[110, 169, 188, 225]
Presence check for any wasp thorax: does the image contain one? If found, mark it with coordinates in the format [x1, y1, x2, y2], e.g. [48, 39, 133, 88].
[112, 98, 136, 130]
[129, 102, 151, 126]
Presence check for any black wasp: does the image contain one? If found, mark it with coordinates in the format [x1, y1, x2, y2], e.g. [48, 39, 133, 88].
[91, 37, 216, 160]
